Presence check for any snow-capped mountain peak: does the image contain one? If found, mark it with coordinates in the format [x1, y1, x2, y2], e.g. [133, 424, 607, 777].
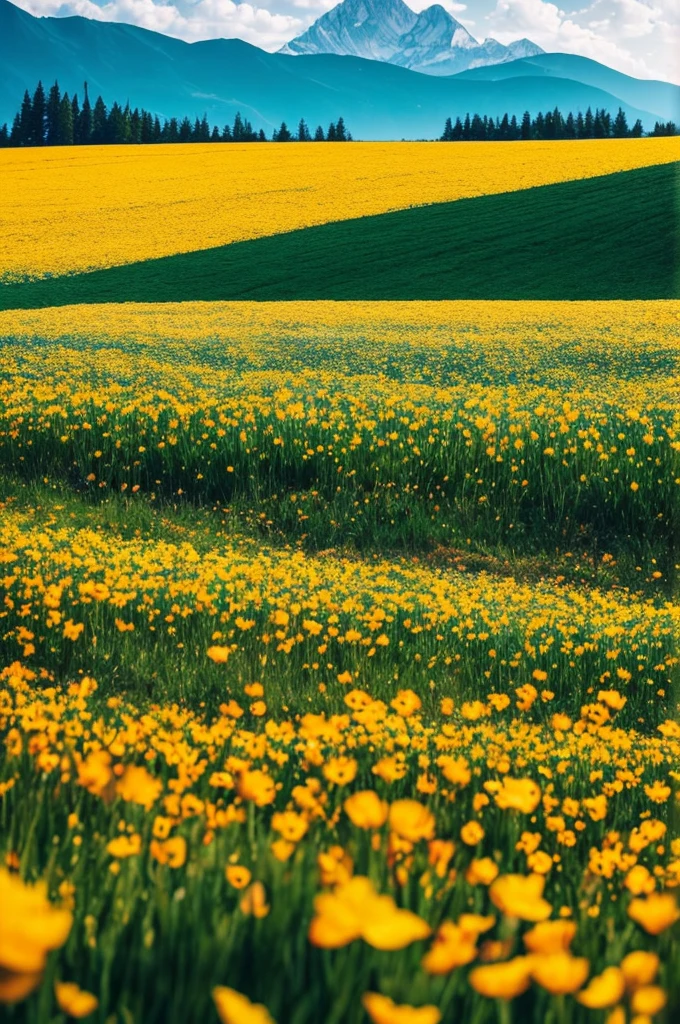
[279, 0, 544, 76]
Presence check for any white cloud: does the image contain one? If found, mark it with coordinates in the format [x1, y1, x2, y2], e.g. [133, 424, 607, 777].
[485, 0, 680, 83]
[405, 0, 467, 13]
[14, 0, 304, 48]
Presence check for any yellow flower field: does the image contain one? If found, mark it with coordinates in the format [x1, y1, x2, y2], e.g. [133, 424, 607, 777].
[1, 138, 678, 281]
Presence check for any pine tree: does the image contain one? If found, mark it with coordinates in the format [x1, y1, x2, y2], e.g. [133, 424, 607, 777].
[314, 125, 325, 141]
[584, 107, 594, 138]
[326, 121, 337, 141]
[221, 123, 233, 141]
[71, 94, 81, 144]
[520, 110, 531, 140]
[232, 112, 244, 141]
[335, 117, 347, 141]
[31, 81, 46, 145]
[258, 129, 266, 141]
[630, 118, 643, 138]
[92, 96, 108, 143]
[274, 121, 292, 142]
[46, 82, 61, 145]
[58, 92, 74, 146]
[462, 113, 471, 141]
[179, 117, 192, 142]
[10, 113, 22, 146]
[79, 85, 93, 145]
[441, 116, 453, 141]
[297, 118, 311, 141]
[509, 114, 519, 140]
[0, 123, 8, 147]
[613, 107, 629, 138]
[18, 90, 32, 146]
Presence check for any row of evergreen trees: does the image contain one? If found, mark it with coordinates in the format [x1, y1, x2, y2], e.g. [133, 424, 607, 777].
[440, 107, 649, 141]
[0, 80, 352, 147]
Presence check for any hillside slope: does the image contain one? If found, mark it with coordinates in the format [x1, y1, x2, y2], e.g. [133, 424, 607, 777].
[455, 54, 680, 124]
[2, 162, 677, 307]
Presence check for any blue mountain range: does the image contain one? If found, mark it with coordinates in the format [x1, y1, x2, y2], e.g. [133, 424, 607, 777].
[1, 0, 678, 138]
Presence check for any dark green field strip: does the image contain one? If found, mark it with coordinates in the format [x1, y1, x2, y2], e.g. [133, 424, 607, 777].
[1, 161, 678, 309]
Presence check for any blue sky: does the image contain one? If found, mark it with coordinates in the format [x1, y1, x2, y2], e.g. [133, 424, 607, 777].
[13, 0, 680, 83]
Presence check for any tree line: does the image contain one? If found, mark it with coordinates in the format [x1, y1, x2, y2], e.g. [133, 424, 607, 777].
[0, 80, 353, 147]
[440, 107, 677, 141]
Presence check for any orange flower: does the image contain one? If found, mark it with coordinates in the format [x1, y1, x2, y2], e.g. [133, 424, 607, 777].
[308, 876, 430, 951]
[466, 858, 499, 886]
[237, 770, 276, 807]
[150, 836, 187, 868]
[362, 992, 441, 1024]
[422, 921, 477, 974]
[344, 791, 389, 829]
[207, 646, 231, 664]
[323, 757, 358, 786]
[620, 950, 659, 989]
[493, 777, 541, 814]
[106, 834, 142, 859]
[469, 957, 533, 999]
[116, 765, 162, 811]
[213, 986, 276, 1024]
[55, 982, 98, 1018]
[460, 821, 485, 846]
[630, 986, 667, 1015]
[524, 920, 576, 954]
[576, 967, 626, 1009]
[530, 954, 590, 995]
[389, 800, 435, 843]
[239, 882, 270, 918]
[225, 865, 252, 890]
[628, 893, 680, 935]
[271, 811, 308, 843]
[490, 874, 552, 922]
[0, 868, 72, 994]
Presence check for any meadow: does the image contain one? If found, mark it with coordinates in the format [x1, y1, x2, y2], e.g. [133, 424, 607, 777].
[0, 144, 679, 1024]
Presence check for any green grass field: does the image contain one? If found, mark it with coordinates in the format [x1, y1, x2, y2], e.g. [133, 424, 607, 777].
[1, 162, 678, 310]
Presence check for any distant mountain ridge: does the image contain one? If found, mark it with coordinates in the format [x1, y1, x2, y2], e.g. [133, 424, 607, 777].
[279, 0, 544, 75]
[0, 0, 676, 138]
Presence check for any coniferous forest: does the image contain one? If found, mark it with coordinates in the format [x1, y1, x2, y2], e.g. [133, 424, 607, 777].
[440, 107, 677, 141]
[2, 80, 678, 149]
[0, 80, 352, 146]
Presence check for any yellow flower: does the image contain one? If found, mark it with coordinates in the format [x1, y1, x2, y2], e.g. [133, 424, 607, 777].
[308, 876, 430, 951]
[213, 986, 276, 1024]
[226, 865, 252, 890]
[576, 967, 626, 1009]
[0, 869, 72, 998]
[237, 770, 276, 807]
[421, 921, 477, 974]
[362, 992, 441, 1024]
[389, 800, 435, 843]
[523, 920, 576, 954]
[628, 893, 680, 935]
[271, 811, 308, 843]
[239, 882, 270, 919]
[106, 834, 142, 859]
[469, 957, 533, 999]
[620, 950, 659, 989]
[494, 777, 541, 814]
[466, 858, 499, 886]
[490, 874, 552, 922]
[344, 791, 387, 830]
[116, 765, 162, 811]
[530, 954, 590, 995]
[149, 836, 187, 868]
[630, 985, 667, 1016]
[460, 821, 485, 846]
[207, 645, 231, 664]
[55, 982, 98, 1018]
[322, 757, 358, 786]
